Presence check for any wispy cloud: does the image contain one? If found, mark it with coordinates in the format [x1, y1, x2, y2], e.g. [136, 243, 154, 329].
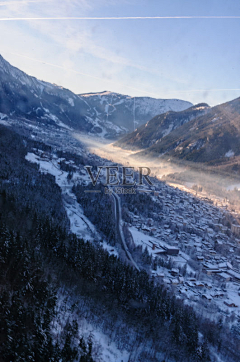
[12, 14, 187, 85]
[0, 0, 91, 15]
[0, 2, 186, 85]
[172, 88, 240, 93]
[1, 15, 240, 20]
[0, 0, 123, 14]
[5, 51, 239, 97]
[1, 0, 238, 105]
[3, 50, 165, 97]
[0, 0, 48, 6]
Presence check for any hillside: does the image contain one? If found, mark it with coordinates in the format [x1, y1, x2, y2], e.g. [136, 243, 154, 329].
[0, 124, 217, 361]
[120, 97, 240, 170]
[1, 98, 240, 361]
[0, 55, 192, 139]
[114, 103, 210, 150]
[0, 55, 93, 132]
[79, 91, 193, 135]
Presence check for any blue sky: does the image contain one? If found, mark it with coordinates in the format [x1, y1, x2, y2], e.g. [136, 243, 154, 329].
[0, 0, 240, 105]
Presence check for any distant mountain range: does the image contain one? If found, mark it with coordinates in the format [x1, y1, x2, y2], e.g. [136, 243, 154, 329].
[3, 52, 240, 170]
[79, 91, 193, 136]
[0, 54, 192, 138]
[115, 96, 240, 170]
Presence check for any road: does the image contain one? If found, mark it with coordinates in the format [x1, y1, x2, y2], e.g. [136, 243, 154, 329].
[111, 190, 140, 271]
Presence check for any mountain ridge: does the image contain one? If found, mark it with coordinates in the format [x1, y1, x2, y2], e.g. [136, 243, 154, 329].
[79, 90, 193, 135]
[0, 54, 193, 139]
[114, 102, 210, 150]
[124, 96, 240, 170]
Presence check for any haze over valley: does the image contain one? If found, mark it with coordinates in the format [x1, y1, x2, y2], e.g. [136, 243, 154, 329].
[1, 1, 240, 360]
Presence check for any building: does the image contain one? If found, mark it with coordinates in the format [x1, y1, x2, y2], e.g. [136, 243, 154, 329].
[202, 294, 212, 301]
[164, 246, 179, 256]
[218, 272, 231, 282]
[226, 269, 240, 281]
[231, 223, 240, 236]
[171, 268, 179, 276]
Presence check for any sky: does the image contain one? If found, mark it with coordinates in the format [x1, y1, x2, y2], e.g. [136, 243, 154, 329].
[0, 0, 240, 106]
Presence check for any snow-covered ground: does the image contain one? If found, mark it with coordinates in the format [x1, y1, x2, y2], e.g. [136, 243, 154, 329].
[25, 151, 119, 257]
[52, 289, 130, 362]
[225, 149, 235, 158]
[0, 119, 10, 126]
[25, 152, 98, 241]
[22, 131, 240, 331]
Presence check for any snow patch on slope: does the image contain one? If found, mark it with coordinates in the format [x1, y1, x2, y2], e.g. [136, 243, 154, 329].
[162, 122, 174, 137]
[68, 97, 74, 106]
[52, 289, 130, 362]
[25, 152, 98, 241]
[225, 150, 234, 158]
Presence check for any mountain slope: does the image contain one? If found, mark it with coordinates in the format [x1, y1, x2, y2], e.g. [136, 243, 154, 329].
[132, 96, 240, 167]
[0, 54, 193, 139]
[79, 90, 193, 135]
[114, 103, 210, 150]
[0, 124, 212, 362]
[0, 54, 95, 131]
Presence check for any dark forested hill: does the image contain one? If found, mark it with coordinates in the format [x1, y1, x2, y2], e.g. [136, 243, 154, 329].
[117, 97, 240, 172]
[0, 123, 240, 361]
[114, 103, 210, 150]
[0, 125, 69, 230]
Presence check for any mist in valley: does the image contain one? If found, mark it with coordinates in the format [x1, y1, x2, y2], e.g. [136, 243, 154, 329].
[74, 132, 240, 213]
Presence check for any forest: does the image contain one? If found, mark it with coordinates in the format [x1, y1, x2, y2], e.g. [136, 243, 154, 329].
[0, 124, 240, 361]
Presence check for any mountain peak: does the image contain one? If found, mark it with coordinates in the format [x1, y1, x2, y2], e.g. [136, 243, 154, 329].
[79, 90, 117, 97]
[0, 54, 193, 139]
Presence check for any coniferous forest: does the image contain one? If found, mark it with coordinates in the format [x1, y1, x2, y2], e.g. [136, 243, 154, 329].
[1, 124, 240, 361]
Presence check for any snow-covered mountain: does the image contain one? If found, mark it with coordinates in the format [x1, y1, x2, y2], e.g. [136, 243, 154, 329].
[115, 103, 210, 150]
[0, 54, 192, 138]
[79, 91, 193, 136]
[124, 96, 240, 170]
[0, 54, 93, 132]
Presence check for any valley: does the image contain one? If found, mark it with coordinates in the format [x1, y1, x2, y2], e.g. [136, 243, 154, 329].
[18, 116, 240, 334]
[1, 53, 240, 362]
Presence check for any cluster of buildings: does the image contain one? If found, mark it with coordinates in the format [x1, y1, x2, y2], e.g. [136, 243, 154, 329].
[12, 114, 240, 321]
[128, 181, 240, 318]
